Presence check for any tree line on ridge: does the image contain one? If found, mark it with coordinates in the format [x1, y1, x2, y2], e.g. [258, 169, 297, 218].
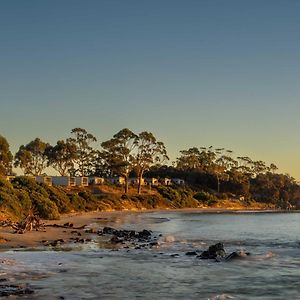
[0, 127, 300, 207]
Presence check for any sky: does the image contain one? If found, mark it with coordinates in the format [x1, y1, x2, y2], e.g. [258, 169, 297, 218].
[1, 0, 300, 178]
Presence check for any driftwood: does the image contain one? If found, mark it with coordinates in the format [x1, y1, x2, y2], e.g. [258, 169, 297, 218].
[11, 210, 44, 234]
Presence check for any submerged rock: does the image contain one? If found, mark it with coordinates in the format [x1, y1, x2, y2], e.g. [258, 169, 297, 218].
[185, 251, 198, 256]
[0, 284, 34, 296]
[224, 250, 250, 261]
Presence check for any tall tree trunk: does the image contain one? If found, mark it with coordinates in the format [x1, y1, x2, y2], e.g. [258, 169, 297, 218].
[217, 174, 220, 193]
[124, 175, 129, 194]
[137, 170, 144, 194]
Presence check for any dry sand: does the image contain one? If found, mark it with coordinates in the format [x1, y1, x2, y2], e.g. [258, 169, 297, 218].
[0, 211, 111, 250]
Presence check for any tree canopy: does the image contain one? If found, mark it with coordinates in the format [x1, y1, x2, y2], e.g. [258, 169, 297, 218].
[0, 135, 13, 176]
[14, 138, 50, 176]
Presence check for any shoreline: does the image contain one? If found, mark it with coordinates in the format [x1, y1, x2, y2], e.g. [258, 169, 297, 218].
[0, 208, 298, 251]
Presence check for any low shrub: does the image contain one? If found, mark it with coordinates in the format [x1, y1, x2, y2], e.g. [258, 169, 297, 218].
[35, 197, 60, 220]
[194, 191, 218, 206]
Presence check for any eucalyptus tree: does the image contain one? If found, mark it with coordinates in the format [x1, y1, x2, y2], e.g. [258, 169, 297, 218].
[101, 128, 137, 193]
[14, 138, 50, 176]
[216, 155, 238, 172]
[251, 160, 268, 176]
[236, 156, 253, 175]
[0, 135, 13, 176]
[176, 147, 202, 171]
[46, 140, 77, 176]
[269, 163, 278, 174]
[67, 128, 97, 176]
[134, 131, 168, 194]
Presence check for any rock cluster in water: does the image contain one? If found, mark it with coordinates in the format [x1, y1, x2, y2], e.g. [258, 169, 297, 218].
[185, 242, 250, 262]
[97, 227, 159, 249]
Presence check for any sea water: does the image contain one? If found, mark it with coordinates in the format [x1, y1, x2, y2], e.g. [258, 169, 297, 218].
[0, 212, 299, 299]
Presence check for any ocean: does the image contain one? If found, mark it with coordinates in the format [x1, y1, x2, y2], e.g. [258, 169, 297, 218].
[1, 211, 300, 299]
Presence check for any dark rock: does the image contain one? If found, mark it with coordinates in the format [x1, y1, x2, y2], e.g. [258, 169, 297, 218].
[149, 241, 159, 247]
[102, 227, 116, 235]
[185, 251, 198, 256]
[170, 254, 180, 257]
[110, 236, 123, 244]
[0, 284, 34, 296]
[58, 269, 68, 273]
[199, 243, 226, 260]
[138, 229, 152, 239]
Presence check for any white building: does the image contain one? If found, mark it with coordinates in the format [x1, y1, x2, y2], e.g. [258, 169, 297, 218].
[145, 177, 159, 186]
[75, 177, 89, 187]
[129, 177, 146, 186]
[36, 176, 52, 186]
[89, 176, 104, 185]
[164, 178, 172, 186]
[107, 177, 125, 185]
[52, 176, 76, 187]
[5, 176, 15, 182]
[172, 178, 185, 185]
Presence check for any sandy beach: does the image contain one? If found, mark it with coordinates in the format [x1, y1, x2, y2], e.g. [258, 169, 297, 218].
[0, 211, 107, 250]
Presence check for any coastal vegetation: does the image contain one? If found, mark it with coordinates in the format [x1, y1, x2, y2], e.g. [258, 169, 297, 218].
[0, 129, 300, 221]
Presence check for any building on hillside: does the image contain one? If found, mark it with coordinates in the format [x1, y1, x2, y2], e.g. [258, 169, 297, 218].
[52, 176, 76, 187]
[172, 178, 185, 185]
[89, 176, 104, 185]
[75, 177, 89, 187]
[163, 178, 172, 186]
[129, 177, 146, 186]
[145, 177, 159, 186]
[107, 176, 125, 185]
[36, 176, 52, 186]
[5, 176, 15, 182]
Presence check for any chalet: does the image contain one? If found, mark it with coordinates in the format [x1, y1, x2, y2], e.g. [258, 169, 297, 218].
[36, 176, 52, 186]
[164, 178, 172, 186]
[129, 177, 146, 186]
[107, 177, 125, 185]
[76, 177, 89, 187]
[5, 176, 15, 182]
[145, 177, 159, 186]
[89, 176, 104, 185]
[172, 178, 185, 185]
[52, 176, 76, 187]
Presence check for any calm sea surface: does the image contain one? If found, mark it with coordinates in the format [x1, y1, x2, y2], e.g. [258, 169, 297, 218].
[1, 211, 300, 299]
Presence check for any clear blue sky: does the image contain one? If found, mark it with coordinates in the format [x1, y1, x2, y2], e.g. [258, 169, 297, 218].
[1, 0, 300, 178]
